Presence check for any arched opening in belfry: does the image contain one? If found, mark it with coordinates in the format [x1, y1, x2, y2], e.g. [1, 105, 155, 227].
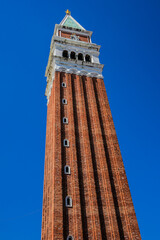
[70, 51, 76, 60]
[78, 53, 83, 61]
[85, 54, 91, 62]
[63, 50, 69, 58]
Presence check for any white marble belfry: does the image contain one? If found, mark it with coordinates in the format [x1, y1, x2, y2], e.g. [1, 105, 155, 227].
[45, 14, 104, 103]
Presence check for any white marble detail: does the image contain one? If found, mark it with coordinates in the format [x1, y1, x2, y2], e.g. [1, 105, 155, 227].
[54, 61, 103, 78]
[45, 59, 103, 104]
[45, 15, 104, 103]
[53, 42, 100, 64]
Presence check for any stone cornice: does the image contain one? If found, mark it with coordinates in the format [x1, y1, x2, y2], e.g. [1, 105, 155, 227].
[45, 58, 104, 103]
[54, 24, 93, 37]
[54, 56, 104, 71]
[54, 42, 100, 56]
[58, 27, 93, 37]
[53, 36, 100, 50]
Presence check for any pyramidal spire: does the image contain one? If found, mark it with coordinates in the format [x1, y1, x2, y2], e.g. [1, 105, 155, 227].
[60, 10, 85, 30]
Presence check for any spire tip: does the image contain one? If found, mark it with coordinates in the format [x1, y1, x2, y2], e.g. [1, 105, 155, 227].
[65, 9, 71, 15]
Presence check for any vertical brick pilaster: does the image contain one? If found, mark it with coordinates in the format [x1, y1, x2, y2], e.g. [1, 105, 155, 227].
[60, 72, 69, 239]
[95, 78, 141, 239]
[53, 71, 63, 239]
[67, 73, 83, 239]
[71, 74, 89, 239]
[41, 78, 55, 240]
[85, 76, 120, 239]
[74, 74, 102, 239]
[51, 79, 55, 240]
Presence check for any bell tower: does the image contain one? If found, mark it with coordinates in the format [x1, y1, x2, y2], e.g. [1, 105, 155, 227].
[41, 10, 141, 240]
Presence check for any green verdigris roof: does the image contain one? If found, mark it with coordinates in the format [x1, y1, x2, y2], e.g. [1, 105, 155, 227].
[63, 16, 83, 30]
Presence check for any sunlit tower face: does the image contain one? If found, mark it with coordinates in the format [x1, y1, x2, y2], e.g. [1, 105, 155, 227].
[41, 10, 141, 240]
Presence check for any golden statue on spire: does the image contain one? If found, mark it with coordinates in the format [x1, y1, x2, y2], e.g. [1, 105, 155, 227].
[65, 9, 71, 15]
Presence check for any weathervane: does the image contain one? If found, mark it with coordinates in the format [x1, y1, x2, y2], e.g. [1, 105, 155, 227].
[65, 9, 71, 15]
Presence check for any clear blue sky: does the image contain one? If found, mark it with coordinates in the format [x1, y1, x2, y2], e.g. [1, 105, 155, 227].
[0, 0, 160, 239]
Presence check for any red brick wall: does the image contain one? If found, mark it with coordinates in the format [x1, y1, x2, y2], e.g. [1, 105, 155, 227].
[41, 72, 141, 239]
[95, 78, 141, 239]
[60, 31, 89, 42]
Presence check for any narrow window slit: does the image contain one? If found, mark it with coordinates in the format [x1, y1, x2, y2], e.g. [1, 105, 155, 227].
[63, 117, 68, 124]
[67, 236, 74, 240]
[62, 82, 66, 87]
[65, 196, 72, 207]
[62, 98, 67, 104]
[63, 139, 69, 147]
[64, 165, 71, 174]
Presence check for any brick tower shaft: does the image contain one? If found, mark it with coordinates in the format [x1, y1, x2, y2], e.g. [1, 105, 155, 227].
[41, 11, 141, 240]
